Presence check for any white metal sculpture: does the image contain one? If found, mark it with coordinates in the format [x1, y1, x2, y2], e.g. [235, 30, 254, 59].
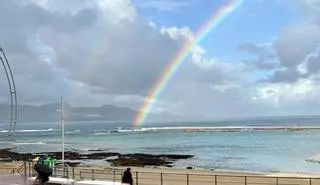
[0, 47, 17, 136]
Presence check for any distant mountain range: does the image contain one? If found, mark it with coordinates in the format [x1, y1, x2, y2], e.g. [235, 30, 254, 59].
[0, 103, 179, 123]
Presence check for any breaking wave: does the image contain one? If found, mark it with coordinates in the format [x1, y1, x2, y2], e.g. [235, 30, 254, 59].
[92, 131, 110, 136]
[12, 141, 45, 145]
[0, 128, 55, 133]
[66, 130, 80, 134]
[116, 126, 320, 133]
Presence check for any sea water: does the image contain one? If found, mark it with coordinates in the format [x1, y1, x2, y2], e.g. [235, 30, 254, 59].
[1, 116, 320, 173]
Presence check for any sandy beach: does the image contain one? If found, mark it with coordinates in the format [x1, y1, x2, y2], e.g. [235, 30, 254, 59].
[2, 161, 320, 185]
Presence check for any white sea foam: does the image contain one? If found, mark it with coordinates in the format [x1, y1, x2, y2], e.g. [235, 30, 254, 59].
[92, 131, 110, 136]
[12, 141, 45, 145]
[117, 129, 134, 132]
[117, 126, 320, 133]
[66, 130, 80, 134]
[306, 152, 320, 164]
[265, 172, 320, 178]
[0, 128, 55, 133]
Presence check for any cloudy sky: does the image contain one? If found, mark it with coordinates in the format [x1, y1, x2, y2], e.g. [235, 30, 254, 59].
[0, 0, 320, 121]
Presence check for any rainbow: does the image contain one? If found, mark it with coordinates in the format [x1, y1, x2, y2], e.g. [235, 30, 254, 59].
[134, 0, 243, 126]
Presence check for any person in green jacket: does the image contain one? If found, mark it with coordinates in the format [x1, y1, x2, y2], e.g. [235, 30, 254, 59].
[44, 156, 52, 167]
[50, 157, 57, 168]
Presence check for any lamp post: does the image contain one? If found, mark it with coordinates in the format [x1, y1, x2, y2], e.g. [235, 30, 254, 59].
[60, 96, 65, 173]
[56, 96, 65, 175]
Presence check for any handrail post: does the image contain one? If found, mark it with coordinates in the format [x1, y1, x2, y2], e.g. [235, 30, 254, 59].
[72, 168, 75, 179]
[214, 175, 217, 185]
[66, 167, 69, 179]
[24, 161, 27, 183]
[160, 172, 163, 185]
[30, 161, 32, 177]
[136, 171, 138, 185]
[92, 169, 95, 180]
[113, 169, 116, 182]
[28, 161, 30, 177]
[187, 174, 189, 185]
[63, 165, 65, 177]
[310, 178, 312, 185]
[276, 177, 279, 185]
[244, 176, 247, 185]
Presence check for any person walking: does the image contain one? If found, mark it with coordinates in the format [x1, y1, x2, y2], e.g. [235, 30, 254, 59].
[34, 163, 52, 185]
[121, 168, 133, 185]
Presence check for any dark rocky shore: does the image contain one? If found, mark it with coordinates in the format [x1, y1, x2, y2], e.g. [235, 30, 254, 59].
[0, 149, 193, 167]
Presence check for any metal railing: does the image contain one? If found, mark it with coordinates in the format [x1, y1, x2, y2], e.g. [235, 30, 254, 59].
[75, 169, 320, 185]
[5, 161, 320, 185]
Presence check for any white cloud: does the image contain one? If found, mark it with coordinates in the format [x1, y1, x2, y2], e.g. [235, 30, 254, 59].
[95, 0, 138, 22]
[160, 26, 194, 40]
[251, 79, 316, 108]
[148, 21, 157, 29]
[191, 46, 240, 70]
[299, 0, 320, 11]
[0, 0, 190, 109]
[132, 0, 195, 12]
[2, 0, 320, 121]
[191, 46, 248, 84]
[22, 0, 95, 15]
[210, 83, 241, 93]
[275, 23, 320, 68]
[27, 32, 56, 65]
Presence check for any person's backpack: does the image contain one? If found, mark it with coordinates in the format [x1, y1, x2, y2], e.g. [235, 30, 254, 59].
[48, 169, 53, 176]
[34, 164, 53, 176]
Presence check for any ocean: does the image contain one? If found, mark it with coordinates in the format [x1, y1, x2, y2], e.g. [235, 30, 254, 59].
[1, 116, 320, 173]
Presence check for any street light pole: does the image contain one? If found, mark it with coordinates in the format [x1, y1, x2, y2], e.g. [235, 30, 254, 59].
[60, 96, 65, 173]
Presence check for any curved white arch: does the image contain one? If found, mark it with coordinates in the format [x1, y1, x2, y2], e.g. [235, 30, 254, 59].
[0, 47, 17, 136]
